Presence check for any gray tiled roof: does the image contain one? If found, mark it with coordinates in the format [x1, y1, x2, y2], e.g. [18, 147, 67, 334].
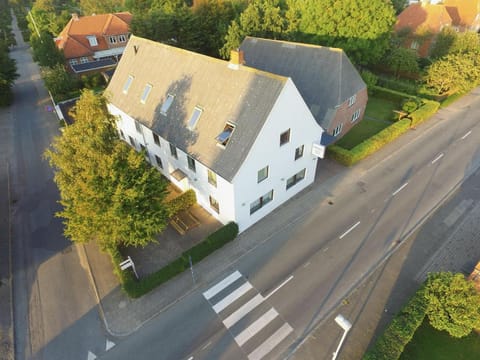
[106, 36, 287, 182]
[240, 37, 366, 130]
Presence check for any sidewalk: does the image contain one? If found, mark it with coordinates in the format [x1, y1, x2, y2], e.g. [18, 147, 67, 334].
[80, 90, 480, 354]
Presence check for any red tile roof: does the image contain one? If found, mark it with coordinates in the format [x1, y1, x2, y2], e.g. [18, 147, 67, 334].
[396, 3, 453, 34]
[55, 12, 132, 59]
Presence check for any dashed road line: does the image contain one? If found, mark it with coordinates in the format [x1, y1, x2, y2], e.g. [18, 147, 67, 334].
[461, 130, 472, 140]
[339, 221, 361, 239]
[431, 153, 444, 164]
[392, 182, 408, 196]
[265, 275, 294, 300]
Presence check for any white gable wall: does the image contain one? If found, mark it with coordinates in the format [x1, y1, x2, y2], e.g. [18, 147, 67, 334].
[108, 103, 236, 225]
[232, 78, 324, 232]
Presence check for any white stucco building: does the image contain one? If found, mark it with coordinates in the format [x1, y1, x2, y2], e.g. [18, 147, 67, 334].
[105, 36, 366, 232]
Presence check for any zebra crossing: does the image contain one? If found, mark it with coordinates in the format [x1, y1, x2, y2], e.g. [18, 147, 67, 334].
[203, 271, 293, 360]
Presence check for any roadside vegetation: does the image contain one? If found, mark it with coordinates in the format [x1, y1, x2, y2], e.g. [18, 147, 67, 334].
[0, 0, 18, 106]
[364, 272, 480, 360]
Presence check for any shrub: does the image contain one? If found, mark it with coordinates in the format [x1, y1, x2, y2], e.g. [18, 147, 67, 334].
[363, 288, 427, 360]
[409, 100, 440, 127]
[361, 70, 378, 91]
[376, 76, 419, 96]
[401, 99, 420, 113]
[110, 222, 239, 298]
[167, 189, 197, 217]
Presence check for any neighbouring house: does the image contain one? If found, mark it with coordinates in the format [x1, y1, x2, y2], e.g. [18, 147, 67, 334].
[105, 36, 366, 232]
[55, 12, 132, 74]
[396, 0, 480, 57]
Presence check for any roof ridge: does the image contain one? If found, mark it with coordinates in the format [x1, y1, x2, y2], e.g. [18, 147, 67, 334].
[65, 34, 92, 54]
[244, 36, 344, 53]
[102, 13, 114, 34]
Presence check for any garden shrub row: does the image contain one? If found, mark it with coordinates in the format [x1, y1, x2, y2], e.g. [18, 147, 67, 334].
[363, 288, 427, 360]
[376, 76, 419, 96]
[371, 85, 415, 103]
[409, 100, 440, 127]
[167, 189, 197, 217]
[110, 221, 239, 298]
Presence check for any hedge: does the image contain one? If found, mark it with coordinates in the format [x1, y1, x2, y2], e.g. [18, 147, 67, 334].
[363, 287, 427, 360]
[110, 222, 239, 298]
[409, 100, 440, 127]
[371, 85, 415, 103]
[167, 189, 197, 217]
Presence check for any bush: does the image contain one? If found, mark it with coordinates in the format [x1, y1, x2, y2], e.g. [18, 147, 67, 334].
[110, 222, 239, 298]
[372, 85, 414, 103]
[361, 70, 378, 91]
[377, 76, 419, 96]
[363, 288, 427, 360]
[401, 99, 421, 113]
[167, 189, 197, 217]
[409, 100, 440, 127]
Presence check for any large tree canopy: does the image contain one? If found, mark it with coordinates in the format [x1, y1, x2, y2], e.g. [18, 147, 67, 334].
[45, 91, 169, 250]
[424, 272, 480, 338]
[285, 0, 396, 65]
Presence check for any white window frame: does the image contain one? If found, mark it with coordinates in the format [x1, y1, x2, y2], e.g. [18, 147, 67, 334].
[250, 190, 274, 215]
[333, 123, 343, 137]
[118, 34, 127, 43]
[410, 40, 420, 50]
[352, 109, 361, 123]
[286, 169, 306, 190]
[207, 170, 217, 187]
[348, 94, 356, 107]
[109, 36, 117, 44]
[123, 75, 133, 94]
[80, 57, 89, 64]
[69, 58, 78, 65]
[187, 106, 203, 130]
[86, 35, 98, 47]
[140, 84, 152, 104]
[295, 145, 304, 160]
[257, 166, 269, 183]
[160, 94, 175, 115]
[209, 196, 219, 213]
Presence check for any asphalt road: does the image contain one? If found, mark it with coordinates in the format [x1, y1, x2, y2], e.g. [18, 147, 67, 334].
[100, 89, 480, 360]
[7, 13, 109, 360]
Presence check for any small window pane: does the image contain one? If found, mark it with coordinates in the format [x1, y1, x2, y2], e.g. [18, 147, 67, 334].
[160, 94, 174, 115]
[135, 121, 142, 134]
[141, 84, 152, 104]
[208, 170, 217, 187]
[188, 107, 202, 130]
[295, 145, 304, 160]
[209, 196, 219, 213]
[257, 166, 268, 183]
[250, 190, 274, 215]
[333, 123, 343, 137]
[280, 129, 290, 146]
[123, 75, 133, 94]
[153, 132, 160, 145]
[128, 136, 135, 147]
[155, 155, 163, 169]
[286, 169, 306, 190]
[187, 156, 196, 172]
[216, 123, 235, 146]
[169, 143, 178, 159]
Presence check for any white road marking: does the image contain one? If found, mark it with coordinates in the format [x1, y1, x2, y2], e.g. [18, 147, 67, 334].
[235, 308, 278, 346]
[461, 130, 472, 139]
[223, 294, 264, 328]
[212, 282, 252, 313]
[392, 182, 408, 196]
[339, 221, 361, 239]
[431, 153, 444, 164]
[265, 275, 294, 300]
[187, 357, 194, 360]
[105, 339, 115, 351]
[201, 341, 211, 350]
[247, 323, 293, 360]
[303, 261, 311, 268]
[203, 271, 242, 300]
[87, 351, 97, 360]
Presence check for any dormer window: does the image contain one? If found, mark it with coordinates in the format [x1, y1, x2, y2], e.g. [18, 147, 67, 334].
[118, 34, 127, 42]
[160, 94, 174, 115]
[187, 106, 202, 130]
[123, 75, 133, 94]
[140, 84, 152, 104]
[109, 36, 117, 44]
[216, 123, 235, 147]
[87, 35, 98, 47]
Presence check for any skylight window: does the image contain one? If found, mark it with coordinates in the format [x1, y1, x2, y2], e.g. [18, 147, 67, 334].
[140, 84, 152, 104]
[123, 75, 133, 94]
[187, 106, 203, 130]
[216, 123, 235, 146]
[160, 94, 174, 115]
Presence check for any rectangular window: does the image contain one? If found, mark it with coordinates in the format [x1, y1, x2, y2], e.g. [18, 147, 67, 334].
[286, 169, 306, 190]
[257, 166, 269, 183]
[250, 190, 274, 215]
[69, 59, 78, 65]
[140, 144, 146, 152]
[135, 120, 142, 134]
[280, 129, 290, 146]
[118, 34, 127, 42]
[187, 106, 202, 130]
[152, 132, 160, 146]
[140, 84, 152, 104]
[207, 170, 217, 187]
[109, 36, 117, 44]
[154, 155, 163, 169]
[87, 35, 98, 47]
[352, 109, 361, 123]
[411, 40, 419, 50]
[295, 145, 304, 160]
[123, 75, 133, 94]
[209, 196, 219, 213]
[128, 136, 135, 147]
[169, 143, 178, 159]
[160, 94, 175, 115]
[348, 94, 357, 107]
[216, 123, 235, 147]
[118, 129, 124, 139]
[187, 156, 196, 172]
[333, 123, 343, 136]
[80, 57, 89, 64]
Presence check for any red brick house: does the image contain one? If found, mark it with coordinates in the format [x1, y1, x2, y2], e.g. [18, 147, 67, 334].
[55, 12, 132, 74]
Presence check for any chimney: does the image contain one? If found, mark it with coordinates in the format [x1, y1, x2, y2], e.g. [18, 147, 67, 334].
[228, 49, 244, 70]
[71, 13, 79, 21]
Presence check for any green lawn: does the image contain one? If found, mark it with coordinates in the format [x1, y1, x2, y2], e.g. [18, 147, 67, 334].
[400, 320, 480, 360]
[364, 96, 399, 121]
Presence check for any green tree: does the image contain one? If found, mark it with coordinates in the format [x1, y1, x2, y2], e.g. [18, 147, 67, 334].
[424, 52, 480, 95]
[41, 63, 78, 99]
[45, 91, 170, 250]
[220, 0, 286, 58]
[31, 31, 64, 67]
[424, 272, 480, 338]
[79, 0, 127, 15]
[386, 47, 419, 78]
[430, 27, 480, 59]
[0, 44, 19, 106]
[285, 0, 396, 65]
